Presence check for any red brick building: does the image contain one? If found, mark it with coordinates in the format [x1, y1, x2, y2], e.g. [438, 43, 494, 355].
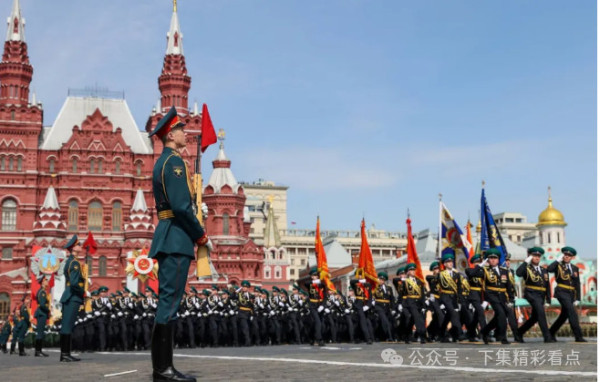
[0, 0, 263, 318]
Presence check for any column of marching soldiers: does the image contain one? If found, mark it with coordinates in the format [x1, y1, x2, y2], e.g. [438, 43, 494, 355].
[0, 245, 586, 355]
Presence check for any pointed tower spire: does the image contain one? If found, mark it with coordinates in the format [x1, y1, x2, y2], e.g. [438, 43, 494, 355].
[158, 1, 190, 113]
[6, 0, 25, 42]
[264, 197, 281, 247]
[33, 186, 66, 238]
[124, 189, 154, 240]
[0, 0, 32, 105]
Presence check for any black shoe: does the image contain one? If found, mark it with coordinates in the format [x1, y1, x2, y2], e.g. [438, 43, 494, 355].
[366, 340, 373, 345]
[514, 335, 524, 343]
[59, 334, 80, 362]
[544, 338, 555, 343]
[18, 342, 27, 356]
[318, 340, 325, 347]
[151, 323, 196, 382]
[483, 336, 490, 345]
[575, 338, 588, 343]
[420, 337, 426, 344]
[501, 339, 510, 345]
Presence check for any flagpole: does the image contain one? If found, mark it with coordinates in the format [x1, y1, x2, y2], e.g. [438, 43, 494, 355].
[437, 193, 442, 261]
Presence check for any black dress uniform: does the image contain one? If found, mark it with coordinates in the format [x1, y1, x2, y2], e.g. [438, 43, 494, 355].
[425, 262, 444, 341]
[304, 267, 327, 346]
[0, 320, 11, 353]
[232, 281, 254, 346]
[436, 254, 464, 342]
[34, 283, 50, 357]
[465, 255, 487, 341]
[349, 279, 374, 344]
[15, 301, 30, 356]
[516, 247, 553, 342]
[372, 272, 394, 341]
[401, 263, 427, 344]
[548, 246, 586, 342]
[474, 249, 514, 344]
[148, 106, 211, 382]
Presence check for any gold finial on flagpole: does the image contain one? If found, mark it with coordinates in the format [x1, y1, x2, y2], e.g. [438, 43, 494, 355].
[173, 0, 177, 12]
[482, 180, 486, 188]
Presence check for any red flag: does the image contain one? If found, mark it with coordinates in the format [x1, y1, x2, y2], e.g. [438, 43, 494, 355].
[406, 216, 425, 283]
[466, 220, 474, 268]
[200, 103, 217, 153]
[356, 219, 378, 287]
[82, 231, 98, 255]
[315, 217, 336, 292]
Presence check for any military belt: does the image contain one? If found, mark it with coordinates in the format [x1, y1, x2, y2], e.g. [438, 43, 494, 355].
[432, 294, 440, 298]
[375, 299, 390, 303]
[355, 296, 365, 300]
[309, 299, 323, 303]
[239, 307, 253, 312]
[557, 284, 575, 291]
[440, 290, 456, 294]
[470, 287, 482, 291]
[486, 286, 506, 293]
[403, 295, 421, 299]
[526, 285, 547, 292]
[158, 210, 175, 220]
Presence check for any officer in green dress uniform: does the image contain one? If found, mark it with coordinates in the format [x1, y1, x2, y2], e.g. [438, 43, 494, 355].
[34, 276, 50, 357]
[548, 246, 586, 342]
[401, 263, 427, 344]
[148, 106, 212, 382]
[0, 319, 10, 353]
[436, 253, 465, 342]
[15, 295, 31, 356]
[59, 234, 86, 362]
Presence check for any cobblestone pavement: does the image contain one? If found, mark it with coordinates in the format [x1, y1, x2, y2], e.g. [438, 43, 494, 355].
[0, 337, 596, 382]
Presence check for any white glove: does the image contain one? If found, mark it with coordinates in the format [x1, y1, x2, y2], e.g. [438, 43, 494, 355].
[117, 312, 123, 317]
[86, 314, 92, 319]
[312, 279, 321, 285]
[398, 304, 403, 312]
[468, 303, 474, 310]
[362, 306, 369, 312]
[229, 310, 234, 315]
[250, 316, 254, 321]
[507, 302, 514, 308]
[94, 311, 100, 317]
[278, 302, 284, 307]
[142, 313, 147, 318]
[574, 301, 580, 307]
[205, 238, 214, 252]
[429, 295, 435, 302]
[479, 259, 488, 267]
[482, 301, 489, 309]
[455, 304, 461, 312]
[544, 303, 550, 308]
[440, 304, 446, 310]
[557, 254, 564, 262]
[110, 314, 116, 319]
[134, 315, 139, 320]
[195, 303, 200, 309]
[201, 202, 208, 216]
[184, 311, 190, 317]
[324, 308, 331, 314]
[298, 300, 303, 306]
[218, 302, 224, 307]
[334, 301, 340, 306]
[371, 300, 376, 307]
[317, 306, 324, 313]
[525, 256, 533, 264]
[107, 303, 112, 309]
[85, 291, 91, 298]
[269, 311, 275, 316]
[425, 300, 430, 307]
[128, 303, 133, 309]
[344, 309, 350, 314]
[359, 279, 367, 284]
[391, 310, 396, 315]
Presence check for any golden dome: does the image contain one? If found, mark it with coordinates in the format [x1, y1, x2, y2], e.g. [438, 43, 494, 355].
[537, 187, 567, 227]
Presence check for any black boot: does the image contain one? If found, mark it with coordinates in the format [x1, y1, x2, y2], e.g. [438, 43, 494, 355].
[60, 334, 80, 362]
[1, 344, 6, 353]
[9, 341, 15, 355]
[151, 323, 196, 382]
[18, 342, 27, 356]
[35, 339, 49, 357]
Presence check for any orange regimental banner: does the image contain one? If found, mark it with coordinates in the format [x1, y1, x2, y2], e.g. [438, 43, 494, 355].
[406, 216, 425, 283]
[356, 219, 378, 287]
[315, 217, 336, 292]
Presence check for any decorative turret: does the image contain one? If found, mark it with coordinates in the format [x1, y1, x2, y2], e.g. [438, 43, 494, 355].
[537, 186, 567, 227]
[33, 186, 66, 238]
[124, 189, 155, 240]
[536, 186, 567, 251]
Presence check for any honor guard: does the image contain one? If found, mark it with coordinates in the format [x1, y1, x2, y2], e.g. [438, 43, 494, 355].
[59, 234, 86, 362]
[148, 106, 213, 382]
[401, 263, 427, 344]
[372, 272, 394, 342]
[503, 254, 523, 343]
[516, 247, 554, 342]
[437, 253, 465, 342]
[474, 248, 514, 344]
[349, 278, 374, 344]
[304, 267, 326, 346]
[425, 261, 444, 341]
[14, 295, 31, 356]
[465, 254, 488, 341]
[548, 246, 586, 342]
[0, 319, 10, 353]
[34, 276, 51, 357]
[233, 280, 254, 346]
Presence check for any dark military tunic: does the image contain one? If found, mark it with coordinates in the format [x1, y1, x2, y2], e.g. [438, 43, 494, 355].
[547, 260, 584, 339]
[474, 264, 514, 342]
[516, 261, 552, 340]
[35, 288, 50, 340]
[60, 254, 85, 335]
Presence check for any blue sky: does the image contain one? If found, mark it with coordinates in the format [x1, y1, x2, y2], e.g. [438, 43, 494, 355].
[17, 1, 596, 258]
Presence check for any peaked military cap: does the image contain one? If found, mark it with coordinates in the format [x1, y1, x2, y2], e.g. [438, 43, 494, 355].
[485, 248, 501, 258]
[116, 290, 123, 297]
[202, 289, 211, 296]
[211, 284, 219, 291]
[241, 280, 251, 287]
[429, 261, 440, 271]
[309, 267, 318, 276]
[528, 247, 545, 255]
[63, 234, 78, 250]
[148, 106, 185, 139]
[441, 253, 455, 263]
[405, 263, 417, 271]
[124, 287, 131, 293]
[396, 266, 406, 275]
[91, 290, 100, 297]
[99, 286, 109, 293]
[292, 284, 300, 291]
[561, 246, 577, 256]
[190, 286, 198, 294]
[145, 286, 155, 294]
[377, 271, 388, 281]
[469, 254, 482, 264]
[272, 286, 279, 292]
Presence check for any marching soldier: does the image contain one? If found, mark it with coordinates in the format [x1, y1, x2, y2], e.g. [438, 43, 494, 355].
[34, 276, 51, 357]
[287, 285, 303, 344]
[148, 106, 213, 382]
[14, 295, 31, 356]
[548, 246, 586, 342]
[474, 248, 514, 344]
[349, 279, 374, 344]
[304, 267, 326, 346]
[0, 318, 11, 353]
[465, 254, 488, 341]
[9, 309, 18, 354]
[372, 271, 394, 342]
[232, 280, 254, 346]
[401, 263, 426, 344]
[516, 247, 553, 342]
[436, 253, 465, 342]
[93, 286, 110, 351]
[503, 254, 523, 343]
[59, 234, 86, 362]
[425, 261, 444, 341]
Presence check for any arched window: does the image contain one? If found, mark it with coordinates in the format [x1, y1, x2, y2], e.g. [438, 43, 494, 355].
[68, 200, 78, 231]
[72, 157, 77, 173]
[275, 266, 281, 279]
[0, 156, 4, 171]
[0, 292, 10, 320]
[17, 157, 22, 172]
[88, 201, 103, 231]
[557, 232, 561, 243]
[548, 233, 551, 244]
[49, 158, 55, 173]
[86, 256, 93, 275]
[223, 213, 230, 235]
[10, 110, 15, 120]
[97, 158, 103, 174]
[112, 202, 122, 231]
[2, 247, 12, 259]
[8, 156, 13, 171]
[115, 159, 121, 175]
[90, 158, 95, 174]
[136, 162, 142, 176]
[99, 256, 107, 276]
[264, 266, 271, 279]
[1, 199, 17, 231]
